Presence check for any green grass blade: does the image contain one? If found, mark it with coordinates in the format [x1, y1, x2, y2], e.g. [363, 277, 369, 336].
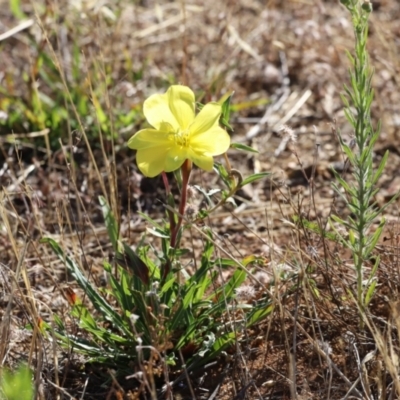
[99, 195, 120, 253]
[42, 238, 131, 337]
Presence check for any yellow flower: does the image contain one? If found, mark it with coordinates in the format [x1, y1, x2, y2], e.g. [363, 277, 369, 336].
[128, 85, 230, 177]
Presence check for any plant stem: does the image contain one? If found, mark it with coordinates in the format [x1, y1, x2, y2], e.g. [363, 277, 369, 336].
[350, 2, 371, 309]
[335, 0, 386, 316]
[170, 159, 192, 249]
[162, 171, 176, 238]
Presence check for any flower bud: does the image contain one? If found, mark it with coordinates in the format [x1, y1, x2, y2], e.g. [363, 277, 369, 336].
[361, 1, 373, 12]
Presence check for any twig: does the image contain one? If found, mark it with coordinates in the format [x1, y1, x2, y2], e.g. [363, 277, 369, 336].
[246, 51, 290, 140]
[0, 19, 34, 42]
[227, 24, 262, 62]
[178, 350, 196, 400]
[44, 378, 75, 399]
[274, 90, 312, 157]
[275, 90, 312, 130]
[207, 362, 231, 400]
[286, 311, 364, 398]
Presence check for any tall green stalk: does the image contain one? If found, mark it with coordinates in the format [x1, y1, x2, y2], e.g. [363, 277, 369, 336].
[332, 0, 390, 311]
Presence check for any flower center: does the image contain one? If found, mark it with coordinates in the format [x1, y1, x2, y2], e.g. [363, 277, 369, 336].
[170, 129, 190, 148]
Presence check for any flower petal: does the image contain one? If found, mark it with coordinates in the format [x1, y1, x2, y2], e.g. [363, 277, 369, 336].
[136, 146, 170, 177]
[190, 126, 230, 156]
[128, 128, 171, 150]
[189, 151, 214, 171]
[189, 102, 222, 136]
[167, 85, 195, 130]
[143, 92, 179, 131]
[164, 147, 187, 172]
[130, 87, 231, 177]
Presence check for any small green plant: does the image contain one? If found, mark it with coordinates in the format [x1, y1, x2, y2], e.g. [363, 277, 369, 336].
[0, 364, 33, 400]
[0, 42, 141, 144]
[42, 86, 272, 391]
[331, 0, 394, 310]
[0, 2, 141, 146]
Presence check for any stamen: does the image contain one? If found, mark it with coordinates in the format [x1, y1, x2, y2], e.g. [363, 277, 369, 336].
[171, 130, 190, 148]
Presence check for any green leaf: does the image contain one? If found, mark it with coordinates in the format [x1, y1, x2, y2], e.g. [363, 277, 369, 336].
[192, 185, 212, 206]
[211, 268, 246, 306]
[368, 255, 380, 282]
[231, 98, 269, 112]
[99, 196, 119, 253]
[9, 0, 26, 19]
[1, 364, 33, 400]
[364, 220, 384, 258]
[214, 258, 239, 268]
[92, 94, 109, 131]
[52, 314, 65, 331]
[213, 162, 235, 190]
[218, 91, 234, 132]
[230, 142, 259, 154]
[41, 238, 131, 338]
[137, 211, 164, 230]
[169, 301, 191, 332]
[348, 229, 355, 246]
[160, 275, 176, 297]
[292, 215, 339, 241]
[206, 331, 236, 360]
[371, 150, 388, 184]
[241, 172, 271, 187]
[364, 280, 377, 306]
[247, 304, 274, 326]
[116, 242, 150, 286]
[105, 261, 134, 313]
[146, 227, 170, 238]
[182, 284, 197, 309]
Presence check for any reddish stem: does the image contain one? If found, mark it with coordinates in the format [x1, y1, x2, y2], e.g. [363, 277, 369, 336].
[162, 171, 176, 235]
[170, 159, 192, 249]
[161, 171, 170, 194]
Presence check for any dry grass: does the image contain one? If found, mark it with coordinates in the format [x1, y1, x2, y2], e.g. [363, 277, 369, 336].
[1, 0, 400, 399]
